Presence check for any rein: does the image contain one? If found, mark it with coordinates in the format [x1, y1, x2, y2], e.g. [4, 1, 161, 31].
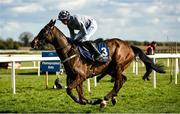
[55, 37, 77, 63]
[61, 54, 77, 63]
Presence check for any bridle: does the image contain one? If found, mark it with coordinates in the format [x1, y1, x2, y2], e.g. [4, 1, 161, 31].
[40, 25, 54, 45]
[38, 25, 77, 63]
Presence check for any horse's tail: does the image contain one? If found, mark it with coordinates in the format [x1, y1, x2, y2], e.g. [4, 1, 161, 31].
[131, 45, 166, 73]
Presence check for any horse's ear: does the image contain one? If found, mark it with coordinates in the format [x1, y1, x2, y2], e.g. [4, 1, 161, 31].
[52, 19, 56, 25]
[49, 19, 53, 24]
[48, 19, 56, 27]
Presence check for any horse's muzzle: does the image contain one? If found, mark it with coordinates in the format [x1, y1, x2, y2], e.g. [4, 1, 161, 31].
[30, 41, 35, 48]
[31, 38, 39, 49]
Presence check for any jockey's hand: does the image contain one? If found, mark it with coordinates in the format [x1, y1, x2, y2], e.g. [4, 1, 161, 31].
[69, 37, 73, 41]
[73, 39, 80, 45]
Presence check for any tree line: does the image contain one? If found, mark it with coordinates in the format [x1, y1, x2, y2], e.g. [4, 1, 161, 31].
[0, 32, 33, 49]
[126, 40, 180, 47]
[0, 31, 180, 49]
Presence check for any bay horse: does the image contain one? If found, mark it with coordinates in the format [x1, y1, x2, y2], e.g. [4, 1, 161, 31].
[31, 19, 165, 107]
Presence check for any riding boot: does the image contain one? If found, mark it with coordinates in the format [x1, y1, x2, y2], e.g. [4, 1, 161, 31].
[84, 41, 102, 60]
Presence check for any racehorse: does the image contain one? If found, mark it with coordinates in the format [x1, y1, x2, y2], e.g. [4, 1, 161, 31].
[31, 19, 165, 107]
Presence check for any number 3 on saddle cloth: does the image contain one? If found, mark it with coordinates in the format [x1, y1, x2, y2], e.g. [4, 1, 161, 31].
[78, 39, 109, 63]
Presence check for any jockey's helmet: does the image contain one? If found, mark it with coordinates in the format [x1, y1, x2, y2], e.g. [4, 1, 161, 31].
[58, 10, 70, 21]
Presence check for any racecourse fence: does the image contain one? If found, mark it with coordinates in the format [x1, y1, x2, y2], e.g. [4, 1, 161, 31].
[0, 54, 41, 75]
[0, 53, 179, 94]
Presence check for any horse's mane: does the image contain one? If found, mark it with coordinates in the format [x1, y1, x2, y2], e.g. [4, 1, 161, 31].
[53, 25, 77, 49]
[53, 25, 67, 38]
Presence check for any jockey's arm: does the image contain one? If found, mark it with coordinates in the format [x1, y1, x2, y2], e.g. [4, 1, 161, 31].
[74, 22, 87, 41]
[68, 26, 76, 39]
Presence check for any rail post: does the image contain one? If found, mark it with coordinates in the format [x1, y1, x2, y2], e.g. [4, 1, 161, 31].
[133, 61, 135, 73]
[153, 57, 156, 88]
[175, 58, 178, 84]
[94, 76, 97, 87]
[167, 58, 170, 67]
[38, 61, 40, 76]
[87, 79, 90, 92]
[11, 61, 16, 94]
[135, 61, 138, 75]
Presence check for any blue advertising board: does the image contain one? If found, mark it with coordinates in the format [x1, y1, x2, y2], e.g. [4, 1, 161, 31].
[40, 52, 61, 72]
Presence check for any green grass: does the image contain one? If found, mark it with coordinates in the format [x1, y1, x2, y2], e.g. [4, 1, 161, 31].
[0, 60, 180, 113]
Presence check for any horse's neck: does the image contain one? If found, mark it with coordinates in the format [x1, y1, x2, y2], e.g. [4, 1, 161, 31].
[53, 27, 69, 49]
[52, 26, 72, 60]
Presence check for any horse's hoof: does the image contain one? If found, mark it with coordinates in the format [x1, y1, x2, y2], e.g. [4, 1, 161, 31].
[79, 99, 87, 105]
[112, 97, 117, 105]
[100, 100, 107, 108]
[142, 76, 150, 81]
[88, 99, 103, 105]
[142, 77, 146, 81]
[147, 77, 150, 81]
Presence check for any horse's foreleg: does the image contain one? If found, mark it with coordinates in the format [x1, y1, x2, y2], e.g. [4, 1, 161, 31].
[76, 82, 89, 105]
[97, 72, 107, 82]
[76, 83, 103, 105]
[69, 77, 101, 105]
[66, 87, 80, 103]
[66, 77, 80, 103]
[66, 75, 86, 104]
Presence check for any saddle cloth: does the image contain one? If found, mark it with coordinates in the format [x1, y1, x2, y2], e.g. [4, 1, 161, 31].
[78, 40, 109, 63]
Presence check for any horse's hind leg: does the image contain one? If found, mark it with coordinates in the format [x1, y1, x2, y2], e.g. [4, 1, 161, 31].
[111, 74, 127, 105]
[100, 66, 125, 107]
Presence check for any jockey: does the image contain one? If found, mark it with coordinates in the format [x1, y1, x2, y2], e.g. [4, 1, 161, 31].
[58, 10, 102, 61]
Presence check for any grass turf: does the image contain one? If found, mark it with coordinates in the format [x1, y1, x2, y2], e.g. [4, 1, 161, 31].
[0, 61, 180, 113]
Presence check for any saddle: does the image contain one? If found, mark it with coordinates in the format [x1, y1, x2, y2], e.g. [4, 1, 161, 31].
[78, 39, 109, 63]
